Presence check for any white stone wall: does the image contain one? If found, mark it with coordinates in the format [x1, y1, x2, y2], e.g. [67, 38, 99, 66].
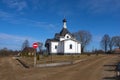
[77, 43, 81, 53]
[57, 42, 64, 53]
[50, 40, 81, 54]
[60, 37, 64, 41]
[50, 42, 59, 54]
[64, 40, 81, 54]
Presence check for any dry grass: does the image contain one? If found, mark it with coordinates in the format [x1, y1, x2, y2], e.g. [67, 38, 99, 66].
[19, 54, 104, 66]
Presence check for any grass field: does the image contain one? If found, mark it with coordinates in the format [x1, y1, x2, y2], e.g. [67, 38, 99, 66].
[19, 54, 105, 66]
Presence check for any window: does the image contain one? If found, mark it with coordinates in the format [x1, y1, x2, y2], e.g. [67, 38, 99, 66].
[70, 44, 72, 49]
[67, 36, 69, 38]
[55, 46, 57, 49]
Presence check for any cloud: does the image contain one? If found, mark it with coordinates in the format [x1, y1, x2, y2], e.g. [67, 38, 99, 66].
[0, 33, 39, 50]
[0, 10, 21, 24]
[1, 0, 74, 17]
[0, 10, 12, 20]
[0, 10, 56, 28]
[0, 33, 28, 41]
[2, 0, 27, 11]
[31, 20, 56, 28]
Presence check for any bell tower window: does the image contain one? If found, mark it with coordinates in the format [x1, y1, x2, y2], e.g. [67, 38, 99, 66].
[67, 36, 69, 38]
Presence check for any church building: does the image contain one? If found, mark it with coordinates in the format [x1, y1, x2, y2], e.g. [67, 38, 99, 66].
[45, 19, 81, 54]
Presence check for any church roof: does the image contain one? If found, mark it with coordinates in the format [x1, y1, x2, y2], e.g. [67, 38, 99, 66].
[21, 47, 35, 53]
[45, 39, 59, 47]
[55, 33, 60, 38]
[59, 28, 71, 36]
[45, 39, 59, 44]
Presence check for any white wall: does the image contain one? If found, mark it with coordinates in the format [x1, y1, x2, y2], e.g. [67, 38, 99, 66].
[57, 42, 64, 53]
[64, 40, 81, 54]
[60, 37, 65, 41]
[77, 43, 81, 53]
[50, 40, 81, 54]
[50, 42, 59, 54]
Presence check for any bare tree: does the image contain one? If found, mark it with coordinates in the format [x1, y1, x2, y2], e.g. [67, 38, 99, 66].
[22, 40, 30, 50]
[109, 37, 115, 52]
[73, 30, 92, 53]
[112, 36, 120, 49]
[37, 42, 43, 53]
[101, 34, 110, 53]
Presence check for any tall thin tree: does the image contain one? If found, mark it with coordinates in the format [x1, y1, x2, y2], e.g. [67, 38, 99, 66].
[101, 34, 110, 53]
[21, 40, 30, 50]
[37, 42, 43, 53]
[112, 36, 120, 49]
[109, 37, 115, 52]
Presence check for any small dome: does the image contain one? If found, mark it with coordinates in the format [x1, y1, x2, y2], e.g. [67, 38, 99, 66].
[63, 19, 67, 22]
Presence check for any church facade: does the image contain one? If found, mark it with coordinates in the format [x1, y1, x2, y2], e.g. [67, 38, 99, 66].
[45, 19, 81, 54]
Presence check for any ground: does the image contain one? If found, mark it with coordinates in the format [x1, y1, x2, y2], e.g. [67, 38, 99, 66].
[0, 54, 120, 80]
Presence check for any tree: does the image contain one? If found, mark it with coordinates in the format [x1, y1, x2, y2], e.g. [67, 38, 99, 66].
[37, 42, 43, 53]
[112, 36, 120, 49]
[109, 37, 115, 52]
[73, 30, 92, 53]
[100, 34, 110, 53]
[21, 40, 30, 50]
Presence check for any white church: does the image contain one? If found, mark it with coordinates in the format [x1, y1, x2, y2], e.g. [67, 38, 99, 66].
[45, 19, 81, 54]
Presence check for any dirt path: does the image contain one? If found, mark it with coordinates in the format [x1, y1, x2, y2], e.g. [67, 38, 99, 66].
[0, 57, 16, 80]
[0, 55, 119, 80]
[0, 57, 26, 80]
[43, 55, 119, 80]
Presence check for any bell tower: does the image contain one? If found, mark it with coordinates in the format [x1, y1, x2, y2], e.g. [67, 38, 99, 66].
[63, 19, 67, 28]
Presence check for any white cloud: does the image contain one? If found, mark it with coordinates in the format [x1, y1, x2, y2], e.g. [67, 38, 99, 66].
[32, 21, 56, 28]
[0, 10, 56, 28]
[0, 33, 27, 41]
[0, 11, 11, 18]
[0, 33, 39, 50]
[0, 33, 39, 42]
[2, 0, 27, 11]
[0, 10, 13, 21]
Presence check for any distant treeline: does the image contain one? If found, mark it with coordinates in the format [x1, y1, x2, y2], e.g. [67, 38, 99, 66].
[0, 48, 19, 57]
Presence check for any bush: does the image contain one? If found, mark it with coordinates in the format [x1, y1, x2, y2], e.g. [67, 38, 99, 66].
[43, 52, 49, 57]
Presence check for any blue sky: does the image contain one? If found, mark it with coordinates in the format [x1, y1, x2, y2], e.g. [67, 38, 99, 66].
[0, 0, 120, 51]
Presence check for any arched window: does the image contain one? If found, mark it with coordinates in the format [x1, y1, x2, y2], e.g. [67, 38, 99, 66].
[67, 36, 69, 38]
[70, 44, 72, 49]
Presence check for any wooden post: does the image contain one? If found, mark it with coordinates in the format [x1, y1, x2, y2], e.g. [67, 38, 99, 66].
[34, 49, 37, 67]
[117, 71, 120, 77]
[51, 53, 52, 63]
[71, 54, 73, 64]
